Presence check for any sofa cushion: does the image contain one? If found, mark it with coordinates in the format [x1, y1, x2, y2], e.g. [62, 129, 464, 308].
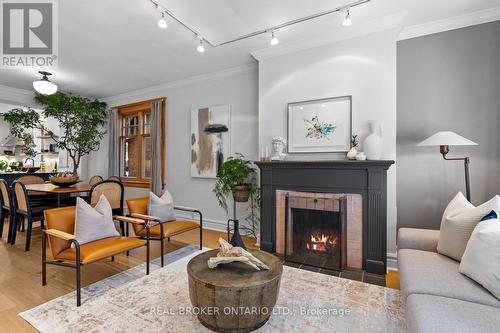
[398, 248, 500, 308]
[406, 294, 500, 333]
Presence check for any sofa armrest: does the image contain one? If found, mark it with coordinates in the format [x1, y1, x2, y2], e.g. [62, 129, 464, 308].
[397, 228, 440, 252]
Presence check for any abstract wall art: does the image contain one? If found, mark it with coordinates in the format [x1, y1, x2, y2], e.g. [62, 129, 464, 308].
[287, 96, 352, 153]
[190, 105, 231, 178]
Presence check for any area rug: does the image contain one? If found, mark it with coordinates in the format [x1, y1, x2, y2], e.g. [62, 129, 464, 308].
[20, 246, 405, 332]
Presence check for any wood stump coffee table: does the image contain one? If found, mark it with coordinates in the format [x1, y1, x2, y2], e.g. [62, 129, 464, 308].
[187, 249, 283, 333]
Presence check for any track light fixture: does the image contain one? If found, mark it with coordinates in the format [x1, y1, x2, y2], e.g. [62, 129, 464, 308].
[196, 38, 205, 53]
[158, 12, 168, 29]
[342, 8, 352, 26]
[270, 31, 280, 46]
[149, 0, 369, 50]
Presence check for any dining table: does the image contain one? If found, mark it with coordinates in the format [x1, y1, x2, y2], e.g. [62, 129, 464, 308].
[24, 183, 92, 207]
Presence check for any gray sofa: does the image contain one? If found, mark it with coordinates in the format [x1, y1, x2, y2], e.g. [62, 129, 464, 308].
[397, 228, 500, 333]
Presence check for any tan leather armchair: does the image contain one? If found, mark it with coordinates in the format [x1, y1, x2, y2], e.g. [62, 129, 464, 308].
[126, 197, 202, 267]
[42, 206, 152, 306]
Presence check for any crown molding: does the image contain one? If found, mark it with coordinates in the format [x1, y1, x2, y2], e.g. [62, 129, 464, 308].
[251, 11, 407, 62]
[105, 63, 257, 104]
[0, 84, 36, 107]
[398, 6, 500, 41]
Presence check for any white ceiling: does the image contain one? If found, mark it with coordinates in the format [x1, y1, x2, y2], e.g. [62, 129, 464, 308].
[0, 0, 499, 98]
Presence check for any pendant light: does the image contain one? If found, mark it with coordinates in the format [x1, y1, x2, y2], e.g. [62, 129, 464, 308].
[33, 71, 57, 95]
[158, 13, 168, 29]
[196, 38, 205, 53]
[342, 8, 352, 26]
[270, 31, 280, 46]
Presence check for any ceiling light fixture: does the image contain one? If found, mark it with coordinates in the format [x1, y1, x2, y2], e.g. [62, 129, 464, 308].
[342, 8, 352, 26]
[148, 0, 369, 47]
[270, 31, 280, 46]
[196, 38, 205, 53]
[158, 12, 168, 29]
[33, 71, 57, 95]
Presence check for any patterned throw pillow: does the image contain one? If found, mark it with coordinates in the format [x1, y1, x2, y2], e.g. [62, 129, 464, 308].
[481, 210, 498, 221]
[438, 194, 500, 261]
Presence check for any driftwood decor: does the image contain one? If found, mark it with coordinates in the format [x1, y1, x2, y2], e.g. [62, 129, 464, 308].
[207, 238, 270, 270]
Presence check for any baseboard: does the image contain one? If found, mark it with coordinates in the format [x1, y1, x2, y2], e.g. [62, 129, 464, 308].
[387, 252, 398, 271]
[175, 212, 227, 232]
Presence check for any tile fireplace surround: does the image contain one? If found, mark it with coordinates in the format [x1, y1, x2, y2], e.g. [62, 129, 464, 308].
[256, 160, 394, 275]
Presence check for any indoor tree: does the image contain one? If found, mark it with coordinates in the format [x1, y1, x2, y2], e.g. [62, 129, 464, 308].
[3, 92, 108, 175]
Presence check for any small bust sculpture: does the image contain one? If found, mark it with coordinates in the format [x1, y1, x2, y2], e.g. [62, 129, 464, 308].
[270, 136, 287, 161]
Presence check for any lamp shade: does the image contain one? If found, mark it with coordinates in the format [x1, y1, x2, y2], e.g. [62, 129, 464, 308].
[417, 131, 477, 146]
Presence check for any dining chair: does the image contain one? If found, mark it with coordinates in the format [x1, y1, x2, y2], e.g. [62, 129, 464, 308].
[0, 179, 13, 241]
[16, 175, 56, 206]
[107, 176, 121, 182]
[11, 181, 52, 251]
[88, 175, 103, 186]
[42, 206, 151, 306]
[126, 197, 202, 267]
[88, 180, 125, 234]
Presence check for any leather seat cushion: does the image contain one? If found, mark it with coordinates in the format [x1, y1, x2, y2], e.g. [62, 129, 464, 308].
[55, 236, 145, 264]
[135, 220, 199, 238]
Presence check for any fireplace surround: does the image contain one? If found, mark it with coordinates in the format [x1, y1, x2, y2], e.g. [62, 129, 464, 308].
[256, 160, 394, 275]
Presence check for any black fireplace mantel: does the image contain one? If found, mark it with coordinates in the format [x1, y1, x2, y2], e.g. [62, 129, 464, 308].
[256, 159, 394, 275]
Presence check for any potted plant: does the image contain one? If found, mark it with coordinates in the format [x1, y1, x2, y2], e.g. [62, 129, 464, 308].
[213, 153, 258, 213]
[3, 92, 107, 176]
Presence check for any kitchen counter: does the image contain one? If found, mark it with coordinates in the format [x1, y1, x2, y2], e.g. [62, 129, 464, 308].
[0, 172, 56, 185]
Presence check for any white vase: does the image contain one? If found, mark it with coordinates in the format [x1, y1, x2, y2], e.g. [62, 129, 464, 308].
[364, 122, 383, 160]
[347, 147, 358, 160]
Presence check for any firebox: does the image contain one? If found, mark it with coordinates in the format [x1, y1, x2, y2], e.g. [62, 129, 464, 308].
[285, 196, 347, 271]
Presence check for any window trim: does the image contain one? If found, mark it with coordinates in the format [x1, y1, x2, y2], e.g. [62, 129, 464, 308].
[115, 97, 166, 188]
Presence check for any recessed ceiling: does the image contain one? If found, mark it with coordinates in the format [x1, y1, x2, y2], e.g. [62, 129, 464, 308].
[0, 0, 499, 98]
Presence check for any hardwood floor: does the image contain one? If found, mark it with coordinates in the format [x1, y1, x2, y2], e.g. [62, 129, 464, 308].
[0, 220, 398, 333]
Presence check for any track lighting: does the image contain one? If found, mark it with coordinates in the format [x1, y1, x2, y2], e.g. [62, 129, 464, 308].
[342, 8, 352, 26]
[158, 13, 167, 29]
[33, 71, 57, 95]
[196, 38, 205, 53]
[270, 31, 280, 46]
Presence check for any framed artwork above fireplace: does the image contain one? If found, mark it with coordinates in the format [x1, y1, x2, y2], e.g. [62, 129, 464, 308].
[287, 95, 352, 153]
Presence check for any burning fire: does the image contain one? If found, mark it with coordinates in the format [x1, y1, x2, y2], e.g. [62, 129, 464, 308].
[306, 234, 337, 252]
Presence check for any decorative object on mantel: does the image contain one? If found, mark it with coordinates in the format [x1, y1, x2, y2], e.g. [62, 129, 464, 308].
[207, 238, 270, 270]
[3, 92, 108, 175]
[270, 136, 287, 160]
[364, 121, 383, 160]
[355, 151, 367, 160]
[417, 131, 477, 201]
[287, 96, 352, 153]
[190, 104, 230, 178]
[347, 134, 359, 160]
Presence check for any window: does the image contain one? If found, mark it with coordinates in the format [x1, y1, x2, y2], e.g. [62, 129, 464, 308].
[117, 98, 165, 188]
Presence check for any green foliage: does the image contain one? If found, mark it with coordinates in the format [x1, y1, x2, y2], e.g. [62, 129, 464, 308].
[213, 153, 258, 213]
[3, 92, 108, 175]
[351, 134, 359, 148]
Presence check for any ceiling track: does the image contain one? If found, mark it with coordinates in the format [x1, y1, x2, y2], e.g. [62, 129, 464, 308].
[149, 0, 372, 47]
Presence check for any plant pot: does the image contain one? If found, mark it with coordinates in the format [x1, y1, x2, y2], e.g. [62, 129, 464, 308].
[232, 185, 250, 203]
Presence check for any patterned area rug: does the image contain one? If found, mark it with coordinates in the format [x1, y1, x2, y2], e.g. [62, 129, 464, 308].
[20, 246, 405, 332]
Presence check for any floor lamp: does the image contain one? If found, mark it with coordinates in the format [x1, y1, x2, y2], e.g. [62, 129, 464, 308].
[417, 131, 477, 202]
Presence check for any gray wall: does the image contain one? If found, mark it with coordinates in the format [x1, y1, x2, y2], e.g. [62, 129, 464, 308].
[397, 21, 500, 229]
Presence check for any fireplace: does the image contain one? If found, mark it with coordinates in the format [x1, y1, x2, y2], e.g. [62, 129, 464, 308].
[282, 192, 350, 271]
[256, 160, 394, 275]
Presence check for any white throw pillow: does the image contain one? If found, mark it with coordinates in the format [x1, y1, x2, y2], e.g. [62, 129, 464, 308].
[459, 219, 500, 300]
[438, 194, 500, 261]
[74, 195, 120, 245]
[148, 190, 176, 222]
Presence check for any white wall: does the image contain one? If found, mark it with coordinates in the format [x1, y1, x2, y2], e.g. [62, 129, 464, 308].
[86, 66, 258, 230]
[255, 29, 398, 255]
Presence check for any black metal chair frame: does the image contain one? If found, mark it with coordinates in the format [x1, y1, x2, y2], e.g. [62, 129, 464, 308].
[42, 217, 151, 306]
